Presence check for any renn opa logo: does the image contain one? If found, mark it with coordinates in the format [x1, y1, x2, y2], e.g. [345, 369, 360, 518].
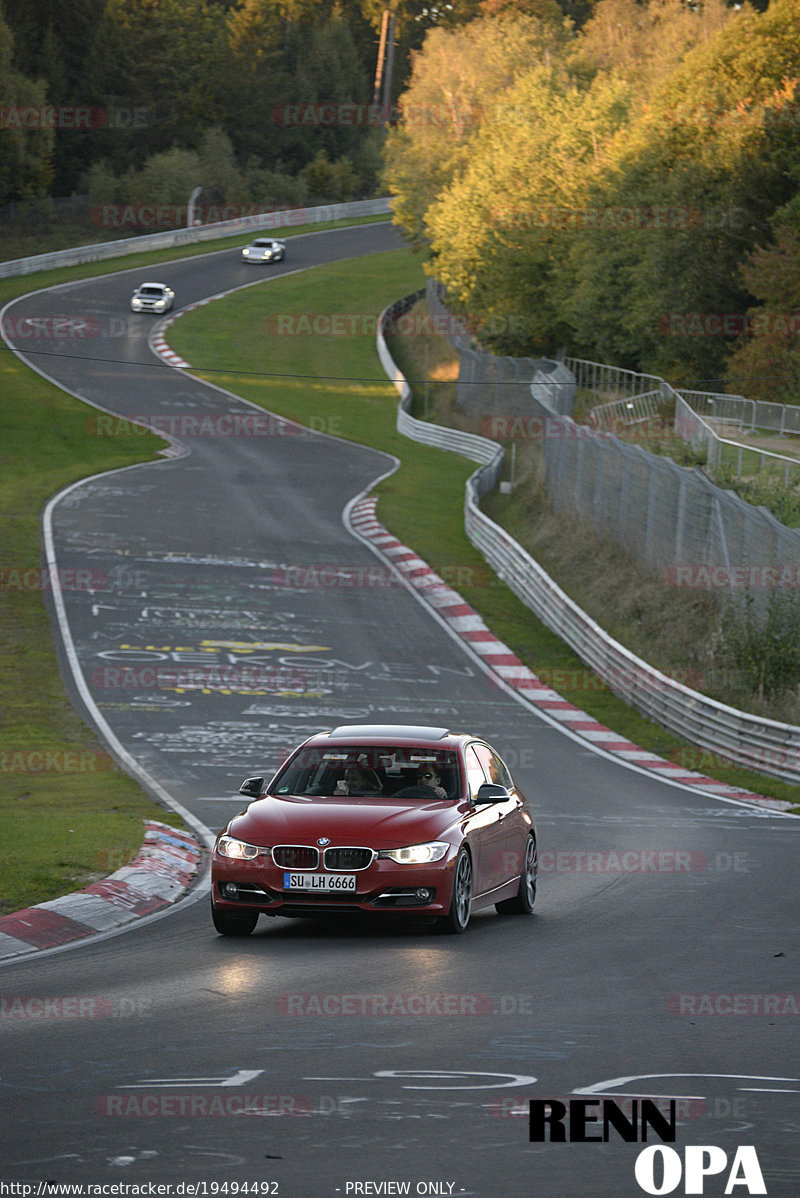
[529, 1100, 766, 1194]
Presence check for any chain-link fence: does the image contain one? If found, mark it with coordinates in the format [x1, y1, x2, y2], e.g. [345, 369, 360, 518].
[420, 285, 800, 610]
[425, 279, 575, 418]
[532, 370, 800, 610]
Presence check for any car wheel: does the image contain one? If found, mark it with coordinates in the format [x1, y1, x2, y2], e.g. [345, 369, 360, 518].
[496, 834, 537, 915]
[211, 898, 258, 937]
[439, 848, 472, 933]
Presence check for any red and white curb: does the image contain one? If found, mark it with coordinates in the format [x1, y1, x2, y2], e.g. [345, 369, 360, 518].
[348, 495, 794, 814]
[151, 309, 196, 368]
[0, 821, 204, 960]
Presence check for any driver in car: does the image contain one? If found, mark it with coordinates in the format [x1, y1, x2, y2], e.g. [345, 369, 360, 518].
[417, 766, 448, 799]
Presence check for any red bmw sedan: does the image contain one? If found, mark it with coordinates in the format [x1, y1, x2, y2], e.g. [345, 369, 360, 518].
[210, 723, 538, 935]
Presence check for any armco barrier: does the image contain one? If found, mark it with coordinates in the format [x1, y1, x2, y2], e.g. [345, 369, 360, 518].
[0, 197, 391, 279]
[378, 293, 504, 495]
[378, 294, 800, 787]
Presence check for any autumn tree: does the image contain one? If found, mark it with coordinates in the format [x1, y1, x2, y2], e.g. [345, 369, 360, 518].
[383, 11, 568, 245]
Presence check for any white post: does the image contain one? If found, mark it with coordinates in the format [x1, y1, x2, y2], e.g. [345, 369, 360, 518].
[187, 186, 202, 228]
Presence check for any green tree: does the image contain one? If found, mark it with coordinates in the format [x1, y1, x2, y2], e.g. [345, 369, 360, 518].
[84, 0, 230, 166]
[725, 223, 800, 403]
[0, 8, 53, 202]
[127, 146, 203, 206]
[568, 0, 800, 380]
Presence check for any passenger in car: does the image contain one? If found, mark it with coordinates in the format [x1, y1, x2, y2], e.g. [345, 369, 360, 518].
[334, 765, 383, 795]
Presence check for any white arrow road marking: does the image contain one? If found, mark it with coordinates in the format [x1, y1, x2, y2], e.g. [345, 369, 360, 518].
[120, 1069, 264, 1088]
[572, 1073, 800, 1099]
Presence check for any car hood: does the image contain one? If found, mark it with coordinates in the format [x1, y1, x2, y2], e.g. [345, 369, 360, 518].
[228, 793, 466, 848]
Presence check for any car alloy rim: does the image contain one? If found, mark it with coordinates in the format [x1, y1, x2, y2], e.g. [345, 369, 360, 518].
[524, 837, 538, 905]
[454, 852, 472, 926]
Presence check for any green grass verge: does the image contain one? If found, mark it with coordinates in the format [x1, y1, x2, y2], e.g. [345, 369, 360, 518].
[0, 215, 391, 915]
[0, 326, 182, 913]
[167, 250, 800, 813]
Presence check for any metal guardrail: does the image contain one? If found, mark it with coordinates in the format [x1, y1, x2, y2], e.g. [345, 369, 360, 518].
[681, 389, 800, 437]
[378, 295, 800, 786]
[377, 292, 504, 491]
[674, 391, 800, 483]
[0, 197, 392, 279]
[589, 391, 661, 431]
[566, 356, 663, 398]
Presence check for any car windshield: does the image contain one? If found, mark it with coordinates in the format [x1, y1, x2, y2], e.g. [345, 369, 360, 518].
[139, 286, 163, 295]
[271, 745, 462, 800]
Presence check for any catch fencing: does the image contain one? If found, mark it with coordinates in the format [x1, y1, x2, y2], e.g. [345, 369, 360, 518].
[532, 369, 800, 610]
[425, 279, 575, 418]
[417, 289, 800, 607]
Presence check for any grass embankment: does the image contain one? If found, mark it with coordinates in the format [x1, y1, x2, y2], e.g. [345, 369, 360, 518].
[167, 260, 800, 812]
[0, 215, 390, 914]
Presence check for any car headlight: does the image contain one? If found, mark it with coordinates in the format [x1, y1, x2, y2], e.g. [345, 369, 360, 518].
[216, 834, 265, 860]
[131, 299, 141, 309]
[379, 841, 449, 864]
[154, 300, 165, 309]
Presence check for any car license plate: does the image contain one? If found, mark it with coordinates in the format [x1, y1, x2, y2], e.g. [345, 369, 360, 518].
[283, 872, 357, 892]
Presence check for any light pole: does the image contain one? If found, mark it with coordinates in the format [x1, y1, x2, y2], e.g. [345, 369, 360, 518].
[187, 186, 202, 228]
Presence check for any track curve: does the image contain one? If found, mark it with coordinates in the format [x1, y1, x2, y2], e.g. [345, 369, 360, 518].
[1, 222, 798, 1197]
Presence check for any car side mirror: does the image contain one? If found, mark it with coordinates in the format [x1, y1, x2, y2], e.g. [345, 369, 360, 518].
[239, 776, 265, 798]
[475, 782, 511, 804]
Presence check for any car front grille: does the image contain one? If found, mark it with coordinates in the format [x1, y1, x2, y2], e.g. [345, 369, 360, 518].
[323, 847, 374, 871]
[272, 845, 319, 869]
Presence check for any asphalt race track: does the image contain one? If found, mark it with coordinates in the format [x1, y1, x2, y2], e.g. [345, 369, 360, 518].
[1, 222, 799, 1198]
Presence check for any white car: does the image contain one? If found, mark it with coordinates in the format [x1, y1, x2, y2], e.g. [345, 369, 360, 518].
[241, 238, 286, 263]
[130, 282, 175, 313]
